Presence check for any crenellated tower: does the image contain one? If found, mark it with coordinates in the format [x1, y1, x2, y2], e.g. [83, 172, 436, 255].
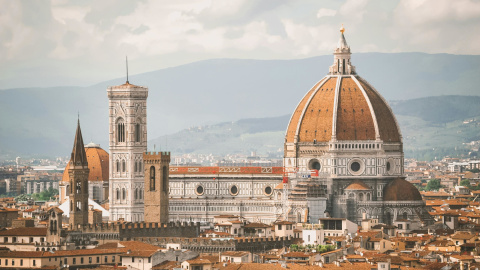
[143, 152, 171, 223]
[107, 80, 148, 222]
[69, 120, 90, 227]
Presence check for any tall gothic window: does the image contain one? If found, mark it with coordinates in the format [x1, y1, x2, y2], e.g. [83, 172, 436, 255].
[134, 189, 138, 200]
[343, 59, 346, 74]
[134, 161, 137, 172]
[122, 188, 126, 200]
[116, 118, 125, 143]
[116, 161, 120, 172]
[150, 166, 155, 191]
[135, 123, 140, 142]
[162, 166, 168, 192]
[116, 189, 120, 200]
[122, 160, 126, 172]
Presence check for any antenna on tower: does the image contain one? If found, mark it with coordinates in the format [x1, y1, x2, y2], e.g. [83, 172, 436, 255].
[126, 56, 129, 84]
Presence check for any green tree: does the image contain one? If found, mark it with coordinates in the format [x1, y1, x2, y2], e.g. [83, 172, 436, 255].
[425, 179, 442, 191]
[15, 194, 30, 201]
[460, 179, 471, 188]
[290, 244, 298, 251]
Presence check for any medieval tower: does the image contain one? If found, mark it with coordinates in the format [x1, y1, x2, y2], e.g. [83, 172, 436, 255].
[107, 79, 148, 222]
[69, 120, 90, 227]
[143, 152, 171, 223]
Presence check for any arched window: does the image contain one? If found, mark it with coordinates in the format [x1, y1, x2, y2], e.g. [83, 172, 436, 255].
[367, 193, 371, 201]
[116, 189, 120, 200]
[162, 166, 168, 192]
[343, 59, 346, 74]
[358, 193, 364, 201]
[135, 123, 141, 142]
[337, 59, 340, 73]
[122, 160, 126, 172]
[76, 182, 81, 194]
[403, 212, 408, 220]
[134, 162, 137, 173]
[139, 189, 143, 199]
[150, 166, 156, 191]
[122, 188, 126, 200]
[116, 118, 125, 143]
[134, 189, 138, 200]
[116, 161, 120, 172]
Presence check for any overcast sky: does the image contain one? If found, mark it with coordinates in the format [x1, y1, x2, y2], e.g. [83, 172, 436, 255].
[1, 0, 480, 89]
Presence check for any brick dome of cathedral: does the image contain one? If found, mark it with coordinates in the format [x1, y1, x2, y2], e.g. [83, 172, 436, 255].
[285, 29, 401, 144]
[62, 143, 109, 183]
[383, 178, 422, 201]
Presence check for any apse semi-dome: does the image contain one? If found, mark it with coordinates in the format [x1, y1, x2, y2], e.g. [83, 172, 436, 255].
[62, 143, 109, 183]
[383, 178, 423, 201]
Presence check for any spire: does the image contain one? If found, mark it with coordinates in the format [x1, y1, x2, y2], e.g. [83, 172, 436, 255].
[126, 56, 129, 84]
[329, 25, 356, 75]
[71, 118, 88, 167]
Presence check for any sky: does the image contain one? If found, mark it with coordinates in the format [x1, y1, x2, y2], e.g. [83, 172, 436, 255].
[1, 0, 480, 89]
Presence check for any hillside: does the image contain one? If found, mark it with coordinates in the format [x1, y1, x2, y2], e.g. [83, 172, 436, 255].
[149, 95, 480, 160]
[1, 53, 480, 158]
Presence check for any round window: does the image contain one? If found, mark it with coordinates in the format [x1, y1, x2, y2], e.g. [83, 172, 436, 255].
[308, 159, 321, 170]
[264, 186, 273, 196]
[195, 185, 204, 196]
[230, 185, 239, 196]
[350, 162, 361, 172]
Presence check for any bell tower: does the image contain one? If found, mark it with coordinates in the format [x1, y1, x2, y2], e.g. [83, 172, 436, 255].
[69, 120, 89, 227]
[107, 79, 148, 222]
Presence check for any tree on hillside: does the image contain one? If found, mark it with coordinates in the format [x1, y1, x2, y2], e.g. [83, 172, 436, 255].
[425, 179, 442, 191]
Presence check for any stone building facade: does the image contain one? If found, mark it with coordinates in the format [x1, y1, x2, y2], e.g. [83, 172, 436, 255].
[144, 151, 171, 223]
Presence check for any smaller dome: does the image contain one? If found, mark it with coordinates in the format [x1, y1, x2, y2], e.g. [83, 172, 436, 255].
[345, 180, 370, 190]
[62, 144, 109, 183]
[383, 178, 422, 201]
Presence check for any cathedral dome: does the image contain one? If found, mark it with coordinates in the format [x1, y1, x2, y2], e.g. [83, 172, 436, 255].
[62, 143, 109, 183]
[383, 178, 422, 201]
[285, 29, 401, 144]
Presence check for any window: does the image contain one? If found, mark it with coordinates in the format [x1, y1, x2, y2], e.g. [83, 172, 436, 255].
[81, 258, 84, 264]
[89, 257, 92, 263]
[116, 161, 120, 172]
[64, 258, 67, 265]
[398, 224, 403, 229]
[112, 256, 115, 263]
[148, 257, 151, 263]
[135, 189, 138, 200]
[122, 188, 126, 200]
[73, 258, 76, 264]
[278, 224, 282, 230]
[150, 166, 156, 191]
[122, 160, 126, 172]
[117, 119, 125, 142]
[29, 237, 33, 243]
[12, 260, 14, 266]
[97, 257, 100, 263]
[105, 256, 107, 263]
[162, 166, 168, 192]
[116, 189, 120, 200]
[20, 259, 23, 266]
[132, 257, 135, 262]
[33, 260, 36, 266]
[135, 123, 141, 142]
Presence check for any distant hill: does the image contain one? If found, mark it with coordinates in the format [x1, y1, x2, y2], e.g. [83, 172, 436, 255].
[1, 53, 480, 158]
[149, 95, 480, 160]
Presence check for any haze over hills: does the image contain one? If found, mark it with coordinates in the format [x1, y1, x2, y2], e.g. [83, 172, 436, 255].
[1, 53, 480, 159]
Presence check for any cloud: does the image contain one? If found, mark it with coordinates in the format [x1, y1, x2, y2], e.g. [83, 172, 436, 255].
[317, 8, 337, 18]
[1, 0, 480, 89]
